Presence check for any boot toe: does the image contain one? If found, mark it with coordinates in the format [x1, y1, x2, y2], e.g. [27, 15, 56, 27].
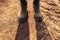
[19, 15, 28, 22]
[34, 15, 43, 22]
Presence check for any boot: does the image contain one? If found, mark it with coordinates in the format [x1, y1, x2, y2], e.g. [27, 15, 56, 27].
[19, 11, 28, 22]
[19, 0, 28, 22]
[34, 13, 43, 22]
[33, 0, 43, 22]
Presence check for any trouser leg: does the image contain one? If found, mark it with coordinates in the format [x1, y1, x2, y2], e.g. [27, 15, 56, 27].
[33, 0, 43, 21]
[33, 0, 39, 14]
[20, 0, 27, 14]
[19, 0, 28, 22]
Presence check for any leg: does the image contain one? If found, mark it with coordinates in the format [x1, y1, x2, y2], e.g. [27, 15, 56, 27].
[33, 0, 39, 14]
[19, 0, 28, 22]
[33, 0, 43, 21]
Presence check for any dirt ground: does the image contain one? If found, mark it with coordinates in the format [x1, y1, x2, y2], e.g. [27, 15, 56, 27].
[0, 0, 60, 40]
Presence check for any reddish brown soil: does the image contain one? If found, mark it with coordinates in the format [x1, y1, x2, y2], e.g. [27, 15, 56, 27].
[0, 0, 60, 40]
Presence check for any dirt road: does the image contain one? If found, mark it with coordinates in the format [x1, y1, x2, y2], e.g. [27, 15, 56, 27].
[0, 0, 60, 40]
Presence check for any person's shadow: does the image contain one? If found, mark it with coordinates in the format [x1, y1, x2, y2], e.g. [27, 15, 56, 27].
[15, 19, 30, 40]
[35, 21, 52, 40]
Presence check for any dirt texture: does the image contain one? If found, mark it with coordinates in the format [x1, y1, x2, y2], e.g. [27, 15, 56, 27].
[40, 0, 60, 40]
[0, 0, 60, 40]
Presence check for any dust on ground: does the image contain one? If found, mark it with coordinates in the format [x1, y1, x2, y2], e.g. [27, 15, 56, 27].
[0, 0, 60, 40]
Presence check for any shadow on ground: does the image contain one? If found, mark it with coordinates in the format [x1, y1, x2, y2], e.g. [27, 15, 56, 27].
[15, 19, 30, 40]
[15, 18, 52, 40]
[35, 21, 52, 40]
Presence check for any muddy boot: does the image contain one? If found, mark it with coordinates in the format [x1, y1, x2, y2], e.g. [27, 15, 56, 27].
[19, 0, 28, 22]
[34, 13, 43, 22]
[33, 0, 43, 22]
[19, 11, 28, 22]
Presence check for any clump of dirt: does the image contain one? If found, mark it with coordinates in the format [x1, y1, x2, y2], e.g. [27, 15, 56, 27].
[0, 0, 9, 7]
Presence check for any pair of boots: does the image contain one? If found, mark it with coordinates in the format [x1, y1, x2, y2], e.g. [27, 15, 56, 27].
[19, 0, 43, 22]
